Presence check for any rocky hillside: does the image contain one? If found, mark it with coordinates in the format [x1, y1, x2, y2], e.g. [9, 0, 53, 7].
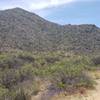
[0, 8, 100, 53]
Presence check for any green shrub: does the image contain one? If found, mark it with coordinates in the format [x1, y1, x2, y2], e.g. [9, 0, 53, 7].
[0, 85, 8, 100]
[92, 56, 100, 66]
[19, 63, 34, 81]
[0, 69, 20, 88]
[48, 57, 94, 93]
[14, 89, 27, 100]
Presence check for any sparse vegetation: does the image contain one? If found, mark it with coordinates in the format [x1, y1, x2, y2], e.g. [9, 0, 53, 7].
[0, 51, 99, 100]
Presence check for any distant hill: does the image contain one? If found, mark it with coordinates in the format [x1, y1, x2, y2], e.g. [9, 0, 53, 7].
[0, 8, 100, 53]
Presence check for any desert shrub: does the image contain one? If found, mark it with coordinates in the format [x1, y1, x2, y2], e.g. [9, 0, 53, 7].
[0, 85, 9, 100]
[45, 56, 60, 64]
[0, 52, 36, 69]
[19, 64, 34, 81]
[14, 89, 27, 100]
[48, 57, 94, 93]
[18, 54, 35, 63]
[0, 57, 24, 69]
[52, 71, 93, 92]
[0, 53, 13, 69]
[0, 69, 20, 88]
[92, 56, 100, 66]
[13, 80, 41, 100]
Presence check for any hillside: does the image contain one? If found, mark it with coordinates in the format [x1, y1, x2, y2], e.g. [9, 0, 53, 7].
[0, 8, 100, 53]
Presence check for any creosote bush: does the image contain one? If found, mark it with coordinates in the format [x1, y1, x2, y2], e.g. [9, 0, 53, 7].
[92, 56, 100, 66]
[49, 58, 94, 93]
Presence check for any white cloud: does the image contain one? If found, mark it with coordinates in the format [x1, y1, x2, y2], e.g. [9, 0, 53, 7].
[0, 0, 98, 11]
[27, 0, 75, 10]
[0, 0, 75, 10]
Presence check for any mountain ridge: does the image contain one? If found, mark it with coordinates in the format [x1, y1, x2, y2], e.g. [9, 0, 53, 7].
[0, 8, 100, 53]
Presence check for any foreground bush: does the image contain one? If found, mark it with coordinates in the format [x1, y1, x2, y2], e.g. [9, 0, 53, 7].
[0, 85, 8, 100]
[0, 51, 97, 99]
[52, 71, 94, 93]
[48, 57, 94, 93]
[92, 56, 100, 66]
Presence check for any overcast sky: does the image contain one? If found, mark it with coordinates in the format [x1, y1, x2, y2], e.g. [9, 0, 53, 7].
[0, 0, 100, 27]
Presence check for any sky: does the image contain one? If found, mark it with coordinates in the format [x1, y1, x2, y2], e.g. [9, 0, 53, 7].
[0, 0, 100, 27]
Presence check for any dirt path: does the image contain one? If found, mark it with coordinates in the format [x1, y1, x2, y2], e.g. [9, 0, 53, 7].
[31, 81, 54, 100]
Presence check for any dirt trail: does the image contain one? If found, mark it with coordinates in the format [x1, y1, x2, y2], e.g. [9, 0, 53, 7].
[31, 81, 53, 100]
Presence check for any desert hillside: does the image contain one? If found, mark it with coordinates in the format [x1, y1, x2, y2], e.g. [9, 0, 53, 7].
[0, 8, 100, 53]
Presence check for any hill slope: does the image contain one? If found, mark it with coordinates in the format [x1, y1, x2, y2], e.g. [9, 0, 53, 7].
[0, 8, 100, 53]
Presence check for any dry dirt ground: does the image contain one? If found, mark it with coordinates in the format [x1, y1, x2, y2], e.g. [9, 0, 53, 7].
[31, 71, 100, 100]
